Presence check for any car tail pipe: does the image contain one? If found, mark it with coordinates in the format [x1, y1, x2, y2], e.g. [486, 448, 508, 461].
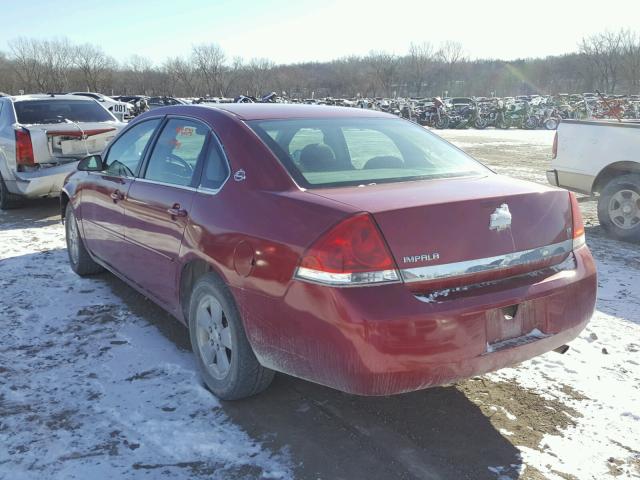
[553, 344, 570, 354]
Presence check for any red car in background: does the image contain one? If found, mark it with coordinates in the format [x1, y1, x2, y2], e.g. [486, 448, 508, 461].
[61, 104, 597, 400]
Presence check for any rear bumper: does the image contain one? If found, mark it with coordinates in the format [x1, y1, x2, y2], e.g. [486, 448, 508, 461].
[12, 161, 79, 198]
[241, 246, 597, 396]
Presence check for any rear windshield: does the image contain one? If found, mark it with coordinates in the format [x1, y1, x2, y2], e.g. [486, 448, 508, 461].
[14, 99, 114, 125]
[248, 117, 489, 188]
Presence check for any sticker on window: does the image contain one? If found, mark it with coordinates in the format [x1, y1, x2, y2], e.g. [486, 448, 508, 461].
[176, 126, 195, 137]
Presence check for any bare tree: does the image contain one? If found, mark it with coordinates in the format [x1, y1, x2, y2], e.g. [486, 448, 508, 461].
[74, 43, 114, 91]
[437, 40, 467, 95]
[408, 41, 436, 96]
[9, 37, 46, 91]
[620, 30, 640, 93]
[191, 43, 225, 96]
[4, 30, 640, 99]
[367, 50, 398, 96]
[438, 40, 466, 65]
[164, 56, 196, 96]
[580, 30, 625, 93]
[126, 54, 153, 94]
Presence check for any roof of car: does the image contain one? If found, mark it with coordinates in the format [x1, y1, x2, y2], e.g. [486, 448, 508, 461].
[202, 103, 392, 121]
[9, 94, 96, 102]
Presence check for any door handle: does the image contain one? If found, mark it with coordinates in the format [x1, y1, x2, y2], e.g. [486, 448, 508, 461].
[110, 189, 124, 202]
[167, 204, 188, 218]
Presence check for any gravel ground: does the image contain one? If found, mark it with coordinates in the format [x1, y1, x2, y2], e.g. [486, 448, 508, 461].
[0, 129, 638, 480]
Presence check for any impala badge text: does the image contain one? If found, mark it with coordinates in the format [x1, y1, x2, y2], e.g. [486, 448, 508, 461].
[403, 253, 440, 264]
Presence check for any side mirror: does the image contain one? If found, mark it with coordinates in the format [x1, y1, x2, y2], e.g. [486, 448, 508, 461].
[77, 155, 104, 172]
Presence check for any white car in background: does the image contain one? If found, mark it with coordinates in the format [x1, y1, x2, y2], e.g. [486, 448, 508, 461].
[69, 91, 133, 119]
[0, 94, 124, 209]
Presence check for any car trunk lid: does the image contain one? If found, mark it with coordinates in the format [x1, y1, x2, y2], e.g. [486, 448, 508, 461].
[20, 123, 119, 164]
[308, 174, 573, 291]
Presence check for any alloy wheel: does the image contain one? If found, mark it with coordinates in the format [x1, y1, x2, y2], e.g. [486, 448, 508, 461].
[608, 189, 640, 230]
[195, 294, 233, 379]
[67, 211, 80, 265]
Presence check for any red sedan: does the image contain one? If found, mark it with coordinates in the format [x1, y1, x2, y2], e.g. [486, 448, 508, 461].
[61, 104, 597, 400]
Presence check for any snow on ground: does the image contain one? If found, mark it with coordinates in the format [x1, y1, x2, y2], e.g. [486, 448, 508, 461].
[487, 232, 640, 479]
[0, 221, 293, 480]
[437, 128, 556, 149]
[433, 128, 640, 479]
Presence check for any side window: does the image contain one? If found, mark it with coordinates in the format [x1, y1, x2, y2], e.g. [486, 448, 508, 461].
[200, 141, 229, 190]
[342, 128, 403, 169]
[144, 118, 208, 187]
[104, 119, 160, 177]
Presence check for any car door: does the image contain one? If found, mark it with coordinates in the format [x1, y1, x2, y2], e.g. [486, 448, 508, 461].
[80, 118, 161, 272]
[122, 117, 212, 309]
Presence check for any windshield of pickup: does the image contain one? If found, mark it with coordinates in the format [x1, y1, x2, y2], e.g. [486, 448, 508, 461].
[14, 99, 115, 125]
[249, 117, 490, 188]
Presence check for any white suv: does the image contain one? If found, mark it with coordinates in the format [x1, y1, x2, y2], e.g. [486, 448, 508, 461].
[0, 94, 124, 209]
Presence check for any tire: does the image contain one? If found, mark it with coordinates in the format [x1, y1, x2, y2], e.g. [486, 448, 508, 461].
[544, 118, 560, 130]
[434, 116, 450, 129]
[65, 202, 104, 275]
[0, 172, 22, 210]
[524, 117, 539, 130]
[597, 174, 640, 242]
[188, 274, 274, 400]
[474, 117, 488, 129]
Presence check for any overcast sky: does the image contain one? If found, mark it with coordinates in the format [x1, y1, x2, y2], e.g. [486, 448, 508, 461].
[2, 0, 639, 65]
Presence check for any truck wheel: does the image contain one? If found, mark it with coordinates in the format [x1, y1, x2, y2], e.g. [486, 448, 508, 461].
[65, 203, 104, 275]
[0, 172, 22, 210]
[597, 174, 640, 241]
[188, 274, 274, 400]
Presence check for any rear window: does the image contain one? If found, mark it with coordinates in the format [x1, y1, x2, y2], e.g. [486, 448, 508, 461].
[14, 99, 114, 125]
[249, 118, 489, 188]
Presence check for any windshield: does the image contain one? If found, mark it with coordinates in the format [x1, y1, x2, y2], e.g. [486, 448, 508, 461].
[14, 99, 115, 125]
[249, 117, 490, 188]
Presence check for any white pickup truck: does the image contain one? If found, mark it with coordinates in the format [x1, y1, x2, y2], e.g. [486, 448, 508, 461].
[547, 119, 640, 241]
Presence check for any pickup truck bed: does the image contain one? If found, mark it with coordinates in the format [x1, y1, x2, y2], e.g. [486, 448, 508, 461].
[548, 119, 640, 241]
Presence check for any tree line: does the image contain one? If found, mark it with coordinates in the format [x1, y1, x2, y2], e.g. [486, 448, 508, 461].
[1, 30, 639, 99]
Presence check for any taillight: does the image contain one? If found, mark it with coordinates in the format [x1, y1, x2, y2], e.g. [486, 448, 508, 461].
[552, 131, 558, 159]
[569, 192, 585, 249]
[295, 213, 400, 286]
[15, 129, 35, 166]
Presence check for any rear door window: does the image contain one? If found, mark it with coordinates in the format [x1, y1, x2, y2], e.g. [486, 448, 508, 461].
[143, 118, 209, 187]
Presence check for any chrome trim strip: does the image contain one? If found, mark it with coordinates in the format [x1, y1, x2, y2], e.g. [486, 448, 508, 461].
[401, 239, 573, 283]
[295, 267, 401, 287]
[134, 177, 198, 191]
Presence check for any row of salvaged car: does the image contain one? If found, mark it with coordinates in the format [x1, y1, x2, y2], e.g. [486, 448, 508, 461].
[328, 94, 640, 130]
[0, 92, 279, 208]
[1, 89, 638, 210]
[118, 92, 640, 130]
